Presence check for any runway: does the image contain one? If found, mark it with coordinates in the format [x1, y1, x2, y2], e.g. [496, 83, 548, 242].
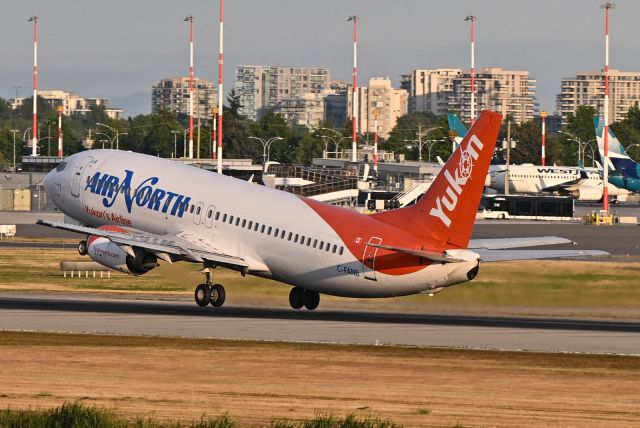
[1, 293, 639, 355]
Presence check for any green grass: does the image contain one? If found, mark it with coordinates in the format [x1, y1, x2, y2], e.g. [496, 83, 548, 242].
[0, 403, 398, 428]
[2, 248, 640, 311]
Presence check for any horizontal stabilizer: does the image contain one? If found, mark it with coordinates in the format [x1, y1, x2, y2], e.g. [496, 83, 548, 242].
[468, 236, 575, 250]
[476, 249, 608, 262]
[368, 243, 467, 263]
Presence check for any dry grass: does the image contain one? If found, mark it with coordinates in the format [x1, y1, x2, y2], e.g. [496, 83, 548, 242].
[0, 332, 639, 427]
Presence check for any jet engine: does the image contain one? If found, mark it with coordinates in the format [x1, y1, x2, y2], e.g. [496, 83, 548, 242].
[86, 236, 158, 275]
[571, 187, 602, 201]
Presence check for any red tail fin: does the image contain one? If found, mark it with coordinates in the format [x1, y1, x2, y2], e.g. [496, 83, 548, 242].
[373, 110, 502, 249]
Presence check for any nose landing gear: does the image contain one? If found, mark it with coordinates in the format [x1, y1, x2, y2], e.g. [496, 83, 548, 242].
[194, 267, 226, 308]
[289, 287, 320, 310]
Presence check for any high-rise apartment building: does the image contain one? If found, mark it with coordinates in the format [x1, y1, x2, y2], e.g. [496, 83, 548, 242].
[402, 69, 461, 115]
[151, 77, 217, 119]
[450, 67, 536, 124]
[556, 69, 640, 124]
[351, 78, 408, 139]
[403, 67, 536, 124]
[11, 90, 123, 119]
[234, 65, 331, 125]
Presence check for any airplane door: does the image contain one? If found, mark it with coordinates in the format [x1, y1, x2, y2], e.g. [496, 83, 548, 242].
[193, 202, 204, 225]
[362, 237, 382, 281]
[70, 156, 94, 198]
[204, 205, 216, 228]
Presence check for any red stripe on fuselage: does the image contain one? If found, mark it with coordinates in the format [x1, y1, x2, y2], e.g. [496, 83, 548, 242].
[87, 225, 129, 247]
[299, 197, 430, 276]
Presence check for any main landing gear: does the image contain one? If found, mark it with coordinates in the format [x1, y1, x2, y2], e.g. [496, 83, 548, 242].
[194, 268, 226, 308]
[289, 286, 320, 311]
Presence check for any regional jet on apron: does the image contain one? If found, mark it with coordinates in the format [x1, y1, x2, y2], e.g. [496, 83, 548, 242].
[38, 111, 606, 310]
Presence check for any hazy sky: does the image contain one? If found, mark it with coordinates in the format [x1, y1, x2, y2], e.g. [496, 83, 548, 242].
[2, 1, 639, 115]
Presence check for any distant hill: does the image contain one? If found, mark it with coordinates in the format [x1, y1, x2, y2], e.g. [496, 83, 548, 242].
[111, 92, 150, 118]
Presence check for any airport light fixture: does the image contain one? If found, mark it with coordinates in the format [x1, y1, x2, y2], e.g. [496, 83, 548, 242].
[248, 136, 283, 172]
[404, 137, 445, 163]
[216, 0, 224, 174]
[602, 1, 615, 213]
[171, 130, 181, 158]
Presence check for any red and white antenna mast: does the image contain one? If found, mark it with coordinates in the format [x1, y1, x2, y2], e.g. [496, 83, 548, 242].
[28, 16, 38, 156]
[602, 2, 614, 213]
[57, 106, 63, 157]
[540, 111, 547, 166]
[184, 16, 195, 159]
[348, 15, 359, 163]
[465, 15, 476, 126]
[216, 0, 224, 174]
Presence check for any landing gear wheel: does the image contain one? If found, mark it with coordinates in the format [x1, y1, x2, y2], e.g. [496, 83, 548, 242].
[289, 287, 305, 309]
[303, 290, 320, 311]
[78, 240, 88, 256]
[210, 284, 226, 307]
[195, 284, 211, 307]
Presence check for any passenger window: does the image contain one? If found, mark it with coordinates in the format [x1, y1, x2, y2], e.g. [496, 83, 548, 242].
[248, 221, 253, 229]
[313, 239, 318, 248]
[222, 214, 227, 222]
[306, 237, 311, 246]
[288, 232, 292, 241]
[235, 218, 240, 226]
[319, 241, 324, 250]
[274, 228, 279, 237]
[339, 247, 344, 255]
[268, 226, 272, 235]
[207, 210, 212, 219]
[242, 219, 246, 227]
[254, 223, 259, 231]
[326, 244, 331, 252]
[229, 215, 234, 224]
[281, 230, 286, 239]
[196, 206, 201, 215]
[294, 234, 299, 243]
[300, 235, 305, 244]
[189, 205, 194, 214]
[261, 225, 266, 233]
[215, 212, 220, 221]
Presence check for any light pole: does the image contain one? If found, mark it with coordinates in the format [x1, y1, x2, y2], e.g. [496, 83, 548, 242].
[540, 111, 547, 166]
[216, 0, 224, 174]
[11, 130, 19, 168]
[28, 16, 39, 156]
[602, 1, 614, 212]
[249, 136, 283, 172]
[559, 131, 596, 167]
[347, 15, 359, 163]
[315, 128, 349, 158]
[184, 15, 195, 159]
[171, 130, 180, 158]
[372, 108, 379, 173]
[404, 138, 444, 163]
[96, 123, 126, 150]
[465, 15, 476, 125]
[56, 106, 64, 157]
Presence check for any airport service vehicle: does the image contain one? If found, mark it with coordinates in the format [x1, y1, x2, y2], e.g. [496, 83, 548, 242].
[481, 195, 574, 220]
[595, 117, 640, 193]
[448, 114, 628, 201]
[38, 111, 605, 310]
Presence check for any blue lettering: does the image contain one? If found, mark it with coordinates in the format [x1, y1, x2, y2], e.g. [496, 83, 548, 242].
[147, 188, 166, 211]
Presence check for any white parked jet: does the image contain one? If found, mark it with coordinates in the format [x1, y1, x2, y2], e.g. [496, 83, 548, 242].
[38, 111, 606, 310]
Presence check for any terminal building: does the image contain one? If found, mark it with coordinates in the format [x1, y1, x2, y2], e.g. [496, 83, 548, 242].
[10, 90, 123, 120]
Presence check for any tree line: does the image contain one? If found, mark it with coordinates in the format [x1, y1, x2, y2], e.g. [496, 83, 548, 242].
[1, 93, 640, 170]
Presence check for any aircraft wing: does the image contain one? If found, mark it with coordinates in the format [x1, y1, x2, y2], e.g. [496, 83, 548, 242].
[468, 236, 575, 249]
[475, 249, 608, 262]
[36, 219, 248, 268]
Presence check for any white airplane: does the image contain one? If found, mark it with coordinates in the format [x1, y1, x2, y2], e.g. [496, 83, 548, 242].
[487, 164, 628, 201]
[448, 113, 628, 201]
[38, 111, 606, 310]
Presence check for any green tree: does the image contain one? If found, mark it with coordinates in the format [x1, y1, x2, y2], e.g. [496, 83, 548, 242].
[611, 105, 640, 160]
[558, 105, 597, 166]
[384, 112, 449, 161]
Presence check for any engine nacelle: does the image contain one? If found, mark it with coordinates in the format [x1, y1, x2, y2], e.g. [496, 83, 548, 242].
[571, 187, 603, 201]
[87, 236, 158, 275]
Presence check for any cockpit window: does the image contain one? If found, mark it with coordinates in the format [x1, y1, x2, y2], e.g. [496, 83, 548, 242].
[56, 161, 67, 172]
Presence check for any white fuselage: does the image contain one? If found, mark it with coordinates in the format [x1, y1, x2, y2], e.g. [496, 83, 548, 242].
[43, 150, 476, 298]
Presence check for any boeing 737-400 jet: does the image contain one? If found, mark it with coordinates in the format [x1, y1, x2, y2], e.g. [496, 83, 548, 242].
[448, 114, 628, 201]
[37, 111, 606, 310]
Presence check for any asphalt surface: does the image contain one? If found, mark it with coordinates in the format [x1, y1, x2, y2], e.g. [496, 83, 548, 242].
[1, 293, 640, 355]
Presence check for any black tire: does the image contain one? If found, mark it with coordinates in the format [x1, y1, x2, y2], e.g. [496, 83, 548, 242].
[78, 240, 88, 256]
[194, 284, 211, 307]
[498, 214, 505, 220]
[289, 287, 304, 309]
[211, 284, 226, 307]
[303, 290, 320, 311]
